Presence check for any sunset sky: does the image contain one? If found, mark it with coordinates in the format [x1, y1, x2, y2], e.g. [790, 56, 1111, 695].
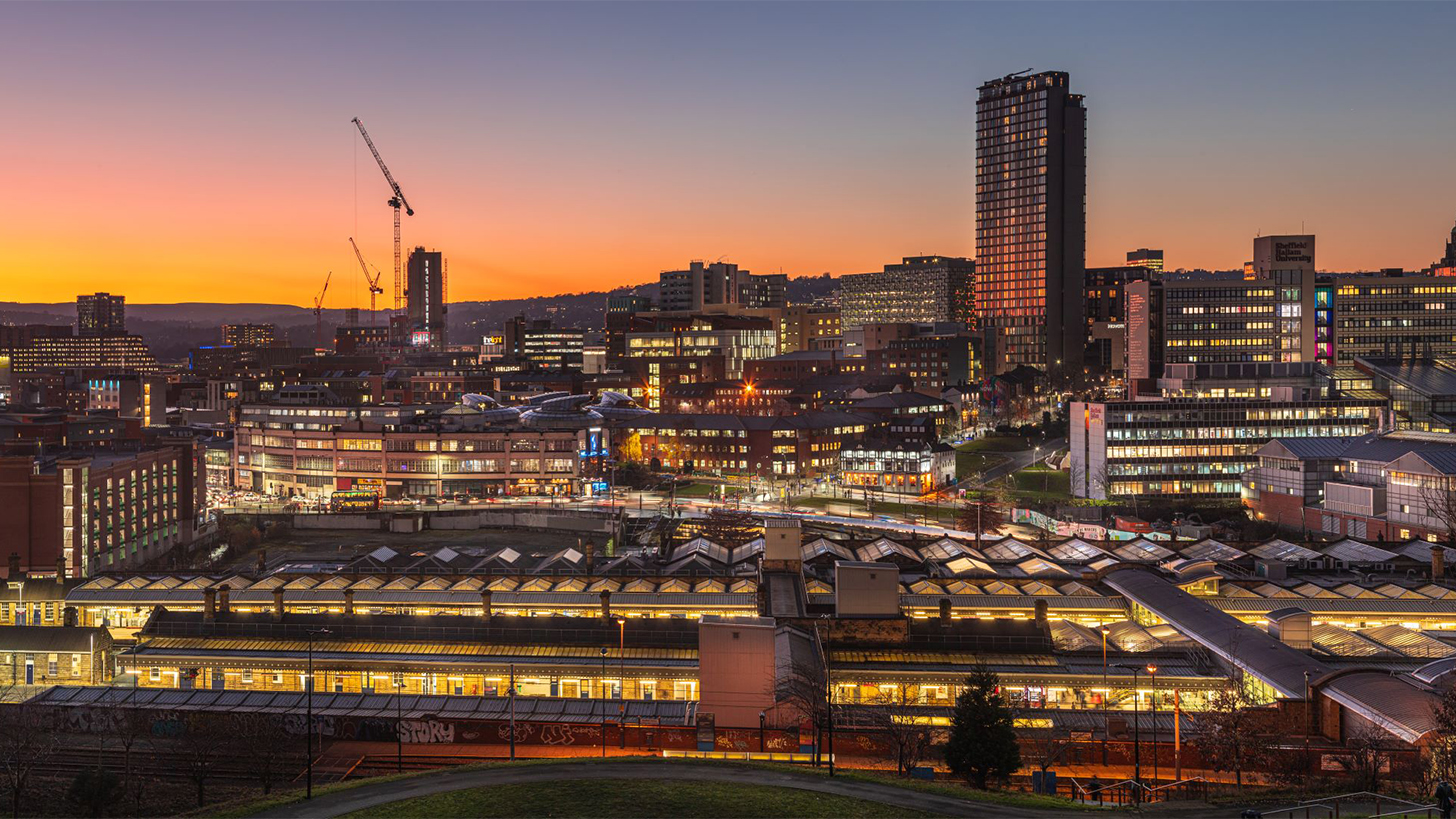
[4, 2, 1454, 307]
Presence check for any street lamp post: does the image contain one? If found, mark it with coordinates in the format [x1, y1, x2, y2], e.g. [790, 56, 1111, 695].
[1147, 664, 1159, 789]
[1116, 663, 1143, 800]
[759, 710, 766, 753]
[1100, 627, 1110, 766]
[600, 647, 609, 757]
[618, 618, 626, 749]
[509, 662, 516, 761]
[395, 672, 403, 773]
[305, 627, 331, 800]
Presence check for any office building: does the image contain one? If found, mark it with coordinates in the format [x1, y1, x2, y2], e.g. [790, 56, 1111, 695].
[86, 374, 167, 426]
[838, 256, 974, 331]
[867, 331, 978, 394]
[76, 293, 125, 337]
[1125, 235, 1319, 381]
[522, 327, 586, 369]
[233, 395, 617, 499]
[777, 304, 841, 353]
[1328, 272, 1456, 365]
[1244, 432, 1456, 542]
[406, 247, 446, 350]
[1126, 248, 1164, 272]
[657, 261, 786, 312]
[1085, 265, 1155, 373]
[1070, 363, 1386, 500]
[617, 411, 872, 478]
[221, 323, 278, 347]
[605, 296, 653, 366]
[7, 335, 159, 376]
[624, 315, 776, 381]
[0, 441, 205, 577]
[975, 70, 1086, 374]
[738, 273, 788, 309]
[1353, 356, 1456, 432]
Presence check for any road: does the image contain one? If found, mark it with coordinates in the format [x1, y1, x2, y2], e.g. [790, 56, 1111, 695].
[252, 760, 1058, 818]
[967, 437, 1066, 488]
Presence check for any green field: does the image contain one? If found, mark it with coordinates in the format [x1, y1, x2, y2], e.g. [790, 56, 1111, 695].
[955, 450, 1005, 479]
[1008, 464, 1071, 502]
[957, 435, 1036, 453]
[340, 779, 935, 818]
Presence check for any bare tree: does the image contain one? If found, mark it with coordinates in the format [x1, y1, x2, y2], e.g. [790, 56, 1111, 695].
[232, 713, 301, 796]
[104, 691, 156, 813]
[775, 628, 832, 767]
[1191, 672, 1269, 790]
[1343, 722, 1393, 793]
[167, 710, 229, 808]
[1418, 477, 1456, 549]
[0, 688, 58, 819]
[858, 690, 935, 776]
[696, 508, 760, 548]
[1019, 719, 1077, 775]
[1430, 683, 1456, 783]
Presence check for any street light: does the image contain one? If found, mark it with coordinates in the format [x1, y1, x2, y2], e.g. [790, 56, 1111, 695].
[394, 671, 403, 773]
[305, 627, 331, 800]
[1115, 663, 1144, 797]
[1147, 664, 1159, 788]
[600, 647, 609, 757]
[1100, 627, 1110, 766]
[759, 710, 766, 753]
[617, 617, 627, 749]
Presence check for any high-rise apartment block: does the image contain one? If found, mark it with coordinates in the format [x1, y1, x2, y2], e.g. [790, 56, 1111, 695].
[838, 256, 974, 330]
[406, 247, 446, 350]
[221, 323, 278, 347]
[975, 70, 1086, 374]
[1126, 248, 1164, 272]
[77, 293, 125, 337]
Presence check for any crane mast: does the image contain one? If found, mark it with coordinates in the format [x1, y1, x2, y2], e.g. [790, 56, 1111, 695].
[351, 117, 414, 314]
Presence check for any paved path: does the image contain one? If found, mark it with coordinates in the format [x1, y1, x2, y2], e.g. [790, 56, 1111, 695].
[253, 760, 1057, 818]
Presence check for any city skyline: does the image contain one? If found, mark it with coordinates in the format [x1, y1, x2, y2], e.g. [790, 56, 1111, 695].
[4, 2, 1456, 307]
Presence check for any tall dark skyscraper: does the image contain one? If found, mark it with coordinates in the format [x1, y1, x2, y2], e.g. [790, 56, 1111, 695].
[76, 292, 126, 337]
[975, 70, 1086, 374]
[406, 247, 446, 350]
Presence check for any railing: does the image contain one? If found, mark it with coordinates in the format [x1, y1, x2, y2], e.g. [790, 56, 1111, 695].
[1257, 791, 1437, 819]
[1068, 776, 1211, 805]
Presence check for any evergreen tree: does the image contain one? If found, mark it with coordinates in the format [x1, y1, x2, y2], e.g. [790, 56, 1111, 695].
[945, 667, 1021, 789]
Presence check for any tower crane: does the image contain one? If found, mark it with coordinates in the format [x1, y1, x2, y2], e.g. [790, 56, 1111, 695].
[313, 271, 332, 351]
[349, 237, 386, 323]
[351, 117, 414, 314]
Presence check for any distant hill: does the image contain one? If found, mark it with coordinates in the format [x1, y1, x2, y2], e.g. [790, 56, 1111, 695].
[0, 273, 840, 363]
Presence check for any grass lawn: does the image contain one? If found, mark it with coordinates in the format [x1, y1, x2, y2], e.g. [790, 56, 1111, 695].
[340, 778, 936, 818]
[669, 481, 722, 498]
[1008, 465, 1071, 502]
[956, 435, 1036, 454]
[955, 450, 1005, 479]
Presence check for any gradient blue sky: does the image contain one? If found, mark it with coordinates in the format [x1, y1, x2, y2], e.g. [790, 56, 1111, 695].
[3, 2, 1454, 305]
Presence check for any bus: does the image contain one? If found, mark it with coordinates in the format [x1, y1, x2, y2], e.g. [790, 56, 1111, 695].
[329, 489, 380, 512]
